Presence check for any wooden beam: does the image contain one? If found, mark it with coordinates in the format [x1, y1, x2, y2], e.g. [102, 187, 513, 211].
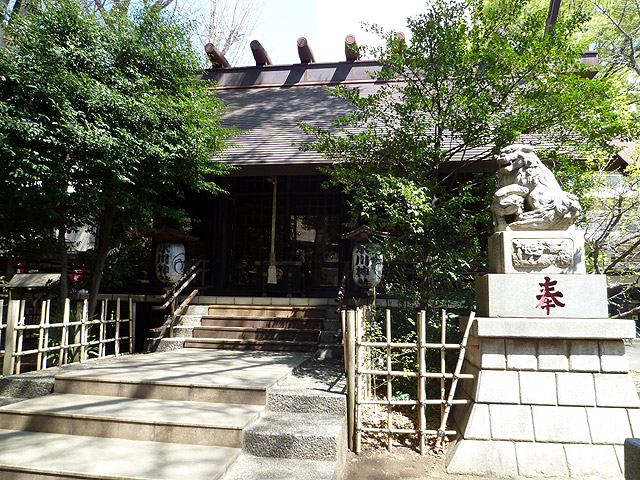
[250, 40, 272, 66]
[545, 0, 562, 36]
[205, 43, 231, 68]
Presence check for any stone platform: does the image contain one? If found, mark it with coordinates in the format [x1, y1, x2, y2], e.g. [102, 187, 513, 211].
[447, 316, 638, 478]
[447, 228, 638, 479]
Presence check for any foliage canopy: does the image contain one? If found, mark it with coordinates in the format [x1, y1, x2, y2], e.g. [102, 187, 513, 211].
[302, 0, 636, 312]
[0, 0, 233, 312]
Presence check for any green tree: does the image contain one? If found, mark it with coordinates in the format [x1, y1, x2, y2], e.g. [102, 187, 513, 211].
[584, 0, 640, 78]
[0, 0, 233, 314]
[301, 0, 635, 314]
[584, 153, 640, 318]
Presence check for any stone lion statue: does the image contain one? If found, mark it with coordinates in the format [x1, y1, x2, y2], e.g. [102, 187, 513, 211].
[491, 144, 581, 231]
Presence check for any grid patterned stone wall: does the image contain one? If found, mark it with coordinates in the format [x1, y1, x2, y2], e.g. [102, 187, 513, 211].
[449, 336, 637, 478]
[446, 230, 637, 479]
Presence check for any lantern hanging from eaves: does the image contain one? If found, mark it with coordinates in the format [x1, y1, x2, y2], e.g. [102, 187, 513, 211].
[341, 225, 389, 289]
[352, 243, 383, 288]
[152, 227, 198, 284]
[155, 242, 185, 283]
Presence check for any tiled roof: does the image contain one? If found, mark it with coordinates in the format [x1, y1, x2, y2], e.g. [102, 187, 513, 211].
[209, 60, 627, 176]
[214, 83, 379, 170]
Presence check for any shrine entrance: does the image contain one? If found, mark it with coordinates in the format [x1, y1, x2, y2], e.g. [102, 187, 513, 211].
[228, 176, 344, 297]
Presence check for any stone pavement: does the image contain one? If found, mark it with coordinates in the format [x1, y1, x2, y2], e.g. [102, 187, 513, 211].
[0, 349, 338, 479]
[626, 341, 640, 371]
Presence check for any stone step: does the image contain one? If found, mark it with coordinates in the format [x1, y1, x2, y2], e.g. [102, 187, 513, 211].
[52, 349, 310, 405]
[54, 374, 267, 405]
[184, 305, 210, 316]
[267, 387, 346, 416]
[243, 411, 345, 460]
[266, 359, 346, 416]
[143, 336, 187, 353]
[221, 453, 338, 480]
[208, 305, 326, 318]
[0, 429, 240, 480]
[0, 393, 262, 447]
[173, 326, 195, 338]
[201, 316, 323, 329]
[175, 314, 203, 326]
[0, 397, 27, 407]
[193, 326, 321, 342]
[185, 338, 318, 352]
[323, 318, 341, 331]
[320, 329, 341, 344]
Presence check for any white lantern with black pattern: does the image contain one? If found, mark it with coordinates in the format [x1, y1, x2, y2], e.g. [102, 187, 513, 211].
[155, 242, 185, 283]
[352, 243, 383, 288]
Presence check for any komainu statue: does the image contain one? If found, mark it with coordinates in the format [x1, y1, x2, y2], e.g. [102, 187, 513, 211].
[492, 144, 581, 231]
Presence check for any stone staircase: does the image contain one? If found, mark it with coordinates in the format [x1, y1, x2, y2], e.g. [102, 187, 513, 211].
[186, 305, 325, 352]
[0, 349, 346, 480]
[148, 298, 342, 356]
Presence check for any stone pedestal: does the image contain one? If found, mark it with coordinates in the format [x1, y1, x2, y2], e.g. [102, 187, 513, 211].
[489, 230, 586, 275]
[446, 230, 638, 479]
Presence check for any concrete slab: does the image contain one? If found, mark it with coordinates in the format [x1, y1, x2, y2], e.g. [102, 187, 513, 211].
[445, 439, 518, 477]
[0, 429, 240, 480]
[514, 442, 569, 477]
[626, 341, 640, 371]
[0, 393, 261, 428]
[55, 349, 308, 390]
[0, 393, 263, 446]
[244, 411, 345, 460]
[625, 438, 640, 480]
[565, 443, 623, 478]
[221, 453, 337, 480]
[476, 274, 608, 318]
[472, 317, 636, 340]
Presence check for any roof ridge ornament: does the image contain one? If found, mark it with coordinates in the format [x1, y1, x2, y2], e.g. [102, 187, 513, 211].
[204, 43, 231, 69]
[297, 37, 315, 63]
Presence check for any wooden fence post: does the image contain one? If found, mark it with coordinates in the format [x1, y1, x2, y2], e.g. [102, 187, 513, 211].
[437, 311, 475, 446]
[0, 299, 4, 352]
[2, 300, 19, 376]
[115, 298, 121, 356]
[440, 310, 447, 423]
[42, 300, 50, 369]
[354, 306, 364, 454]
[128, 298, 133, 354]
[71, 301, 82, 362]
[99, 300, 106, 358]
[345, 309, 356, 452]
[80, 300, 88, 362]
[131, 300, 137, 354]
[60, 299, 70, 366]
[386, 308, 393, 451]
[418, 310, 426, 455]
[37, 301, 47, 370]
[14, 300, 25, 374]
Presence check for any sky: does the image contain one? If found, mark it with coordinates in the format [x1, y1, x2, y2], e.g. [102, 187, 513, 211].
[255, 0, 427, 65]
[194, 0, 429, 67]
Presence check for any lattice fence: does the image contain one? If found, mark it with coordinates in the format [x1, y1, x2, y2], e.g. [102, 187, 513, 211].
[2, 297, 135, 376]
[343, 306, 475, 453]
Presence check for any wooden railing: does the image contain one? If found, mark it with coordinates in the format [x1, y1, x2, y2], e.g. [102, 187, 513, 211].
[151, 260, 205, 338]
[343, 306, 474, 454]
[2, 297, 135, 376]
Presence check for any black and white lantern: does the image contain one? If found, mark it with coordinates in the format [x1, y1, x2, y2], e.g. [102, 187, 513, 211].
[155, 242, 185, 283]
[352, 243, 383, 288]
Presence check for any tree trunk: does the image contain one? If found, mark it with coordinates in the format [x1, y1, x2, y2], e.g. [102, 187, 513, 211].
[58, 200, 68, 310]
[88, 203, 116, 318]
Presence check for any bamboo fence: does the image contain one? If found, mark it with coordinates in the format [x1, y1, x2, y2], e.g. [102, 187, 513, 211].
[2, 297, 136, 376]
[343, 306, 475, 454]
